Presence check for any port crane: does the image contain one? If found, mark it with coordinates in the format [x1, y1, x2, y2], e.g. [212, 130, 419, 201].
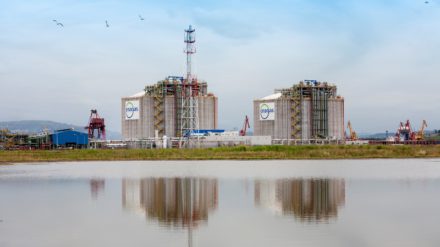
[394, 120, 428, 141]
[395, 120, 415, 141]
[415, 120, 428, 140]
[85, 109, 106, 140]
[0, 129, 13, 149]
[346, 121, 358, 140]
[239, 115, 250, 136]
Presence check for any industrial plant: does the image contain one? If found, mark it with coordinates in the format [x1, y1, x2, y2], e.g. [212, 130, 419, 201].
[121, 25, 218, 143]
[1, 25, 438, 151]
[0, 109, 106, 150]
[254, 80, 345, 141]
[121, 77, 218, 140]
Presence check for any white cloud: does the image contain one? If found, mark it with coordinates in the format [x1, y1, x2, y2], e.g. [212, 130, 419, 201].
[0, 1, 439, 133]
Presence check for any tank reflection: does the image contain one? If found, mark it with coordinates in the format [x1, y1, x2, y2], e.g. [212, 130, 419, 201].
[90, 179, 105, 199]
[122, 178, 218, 228]
[255, 178, 345, 222]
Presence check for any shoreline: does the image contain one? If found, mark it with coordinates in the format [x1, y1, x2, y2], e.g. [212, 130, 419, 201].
[1, 145, 440, 163]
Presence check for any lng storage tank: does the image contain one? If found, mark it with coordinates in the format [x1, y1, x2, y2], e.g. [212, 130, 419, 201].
[253, 80, 345, 140]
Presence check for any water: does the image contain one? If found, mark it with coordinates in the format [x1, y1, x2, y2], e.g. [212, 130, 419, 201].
[1, 159, 440, 247]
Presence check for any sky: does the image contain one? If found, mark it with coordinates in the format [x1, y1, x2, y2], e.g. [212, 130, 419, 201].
[0, 0, 439, 134]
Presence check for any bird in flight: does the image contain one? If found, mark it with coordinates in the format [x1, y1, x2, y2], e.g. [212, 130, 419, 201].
[425, 1, 429, 3]
[139, 15, 145, 21]
[105, 20, 109, 28]
[53, 20, 64, 27]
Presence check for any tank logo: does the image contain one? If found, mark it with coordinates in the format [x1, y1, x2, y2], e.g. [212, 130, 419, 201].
[260, 103, 275, 120]
[125, 100, 140, 120]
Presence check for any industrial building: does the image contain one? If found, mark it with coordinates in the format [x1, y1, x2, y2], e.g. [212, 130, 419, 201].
[121, 25, 218, 141]
[51, 129, 89, 148]
[121, 77, 218, 140]
[254, 80, 345, 140]
[1, 128, 88, 149]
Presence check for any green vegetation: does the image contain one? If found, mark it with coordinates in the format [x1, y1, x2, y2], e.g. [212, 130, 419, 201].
[427, 135, 440, 141]
[1, 145, 440, 163]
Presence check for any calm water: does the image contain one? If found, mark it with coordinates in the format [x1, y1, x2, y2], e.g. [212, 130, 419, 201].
[2, 160, 440, 247]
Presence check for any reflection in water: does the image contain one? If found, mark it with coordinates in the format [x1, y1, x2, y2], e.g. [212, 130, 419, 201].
[122, 178, 218, 227]
[255, 179, 345, 222]
[90, 179, 105, 199]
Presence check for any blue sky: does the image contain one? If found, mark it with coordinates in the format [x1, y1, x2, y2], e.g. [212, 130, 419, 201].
[0, 0, 439, 133]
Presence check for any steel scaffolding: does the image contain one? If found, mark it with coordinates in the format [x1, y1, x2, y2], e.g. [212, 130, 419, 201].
[145, 77, 208, 141]
[277, 80, 337, 140]
[290, 85, 303, 139]
[153, 83, 165, 136]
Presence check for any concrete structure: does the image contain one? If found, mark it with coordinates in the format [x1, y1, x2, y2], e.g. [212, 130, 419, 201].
[121, 77, 218, 140]
[254, 80, 345, 140]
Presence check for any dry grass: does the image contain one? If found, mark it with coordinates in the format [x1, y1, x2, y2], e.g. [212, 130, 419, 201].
[1, 145, 440, 163]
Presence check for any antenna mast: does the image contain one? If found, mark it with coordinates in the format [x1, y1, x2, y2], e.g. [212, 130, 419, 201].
[181, 25, 199, 145]
[185, 25, 196, 81]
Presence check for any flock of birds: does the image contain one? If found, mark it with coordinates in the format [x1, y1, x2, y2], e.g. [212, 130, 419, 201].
[52, 15, 145, 28]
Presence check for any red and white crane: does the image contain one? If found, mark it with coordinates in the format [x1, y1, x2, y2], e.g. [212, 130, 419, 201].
[239, 115, 250, 136]
[395, 120, 416, 141]
[85, 109, 106, 140]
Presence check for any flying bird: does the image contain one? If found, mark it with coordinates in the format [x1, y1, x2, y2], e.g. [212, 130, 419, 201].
[53, 20, 64, 27]
[105, 20, 109, 28]
[425, 1, 429, 3]
[139, 15, 145, 21]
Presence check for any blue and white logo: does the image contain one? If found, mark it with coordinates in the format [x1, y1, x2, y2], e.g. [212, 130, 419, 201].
[260, 103, 275, 120]
[125, 100, 140, 120]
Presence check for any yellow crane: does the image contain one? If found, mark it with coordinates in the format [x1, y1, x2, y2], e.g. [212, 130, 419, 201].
[415, 120, 428, 140]
[346, 121, 358, 141]
[0, 129, 15, 150]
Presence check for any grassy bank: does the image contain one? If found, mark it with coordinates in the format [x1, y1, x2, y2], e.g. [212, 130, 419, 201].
[1, 145, 440, 163]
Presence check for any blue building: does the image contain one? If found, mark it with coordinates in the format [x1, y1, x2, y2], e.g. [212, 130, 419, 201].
[50, 129, 88, 148]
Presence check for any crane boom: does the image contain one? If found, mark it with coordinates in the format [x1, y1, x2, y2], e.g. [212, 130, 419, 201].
[346, 121, 358, 140]
[415, 120, 428, 140]
[239, 116, 250, 136]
